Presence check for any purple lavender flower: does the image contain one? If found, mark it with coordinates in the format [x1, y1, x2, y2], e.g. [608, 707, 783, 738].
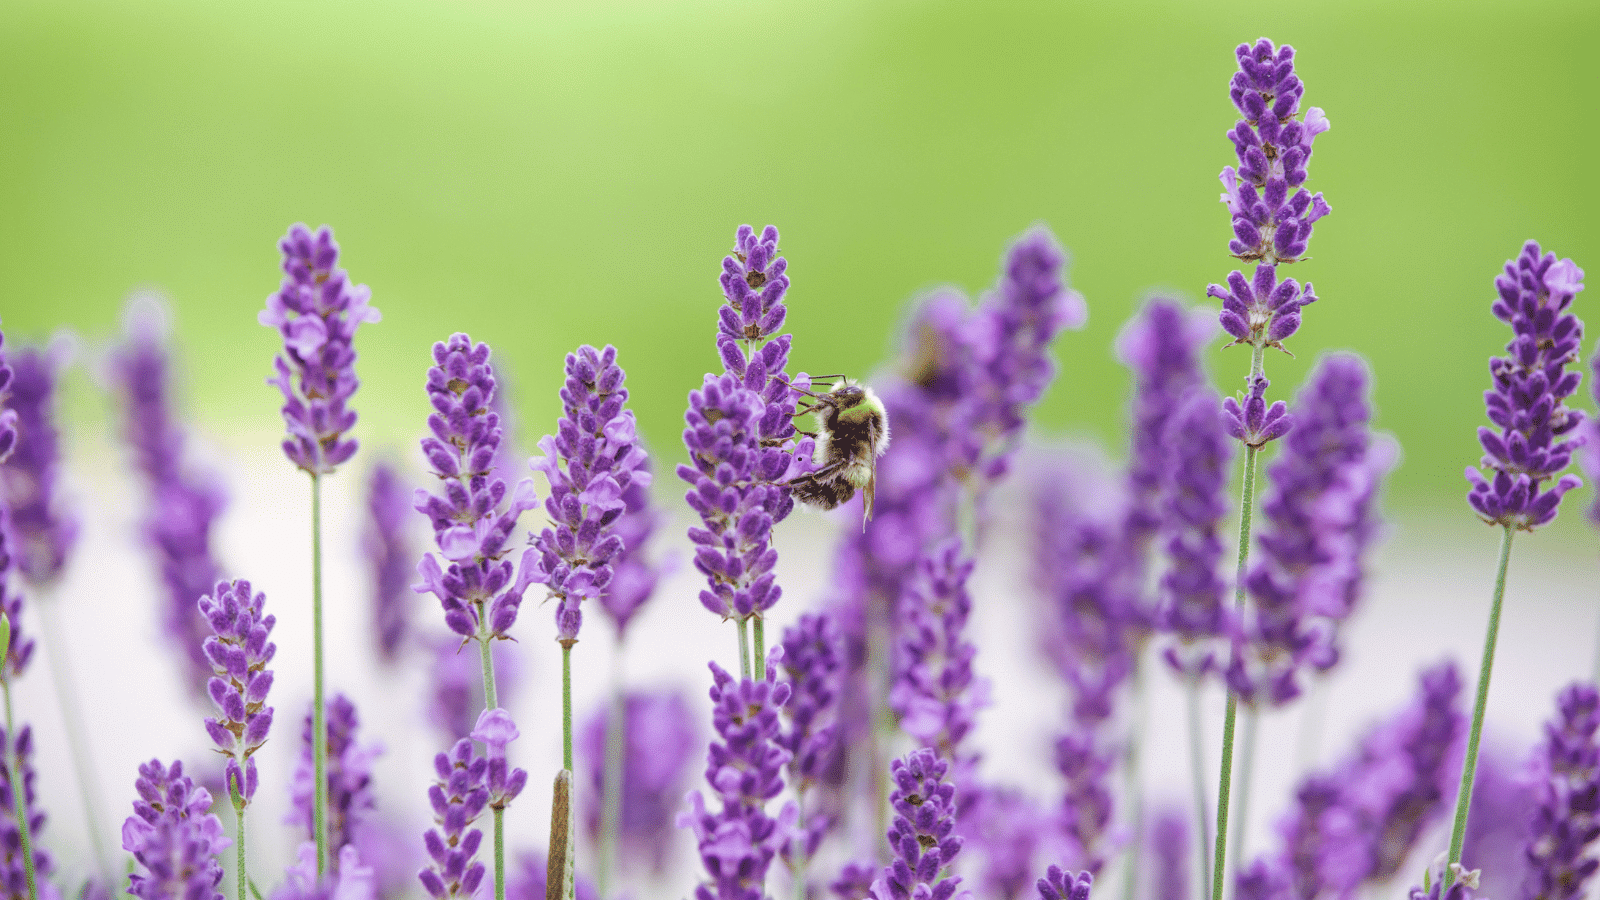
[0, 320, 16, 465]
[471, 708, 527, 814]
[0, 511, 36, 682]
[414, 335, 539, 643]
[1036, 867, 1092, 900]
[259, 224, 380, 475]
[364, 462, 415, 664]
[1147, 807, 1190, 900]
[892, 541, 988, 774]
[123, 759, 226, 900]
[506, 852, 598, 900]
[272, 844, 377, 900]
[776, 613, 845, 871]
[1588, 349, 1600, 529]
[1222, 374, 1292, 449]
[290, 695, 379, 867]
[679, 662, 793, 900]
[1410, 868, 1484, 900]
[1466, 242, 1586, 530]
[0, 344, 78, 584]
[112, 301, 230, 696]
[1054, 732, 1116, 877]
[417, 738, 490, 900]
[1462, 747, 1537, 900]
[198, 578, 276, 804]
[1160, 389, 1236, 676]
[868, 748, 964, 900]
[714, 225, 806, 472]
[0, 726, 52, 900]
[580, 690, 697, 874]
[1520, 683, 1600, 900]
[962, 788, 1049, 900]
[529, 344, 651, 643]
[596, 473, 666, 638]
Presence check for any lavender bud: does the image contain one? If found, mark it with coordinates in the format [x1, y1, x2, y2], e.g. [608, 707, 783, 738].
[891, 541, 987, 772]
[1037, 867, 1093, 900]
[198, 578, 275, 804]
[1466, 242, 1586, 530]
[868, 748, 964, 900]
[0, 320, 15, 465]
[0, 344, 78, 584]
[1521, 683, 1600, 900]
[470, 708, 527, 811]
[0, 510, 36, 681]
[258, 224, 380, 475]
[1211, 265, 1319, 356]
[123, 759, 226, 900]
[417, 739, 490, 900]
[1222, 374, 1292, 449]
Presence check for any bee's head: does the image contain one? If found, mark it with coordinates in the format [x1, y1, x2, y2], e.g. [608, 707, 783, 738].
[828, 382, 866, 409]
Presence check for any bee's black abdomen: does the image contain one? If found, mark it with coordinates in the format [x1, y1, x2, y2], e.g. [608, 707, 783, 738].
[789, 474, 857, 510]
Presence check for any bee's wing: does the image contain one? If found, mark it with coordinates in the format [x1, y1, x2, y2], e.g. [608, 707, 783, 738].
[861, 464, 877, 529]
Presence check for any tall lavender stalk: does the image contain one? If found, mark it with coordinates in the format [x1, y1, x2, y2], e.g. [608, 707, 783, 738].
[1520, 683, 1600, 900]
[777, 613, 844, 900]
[1205, 38, 1330, 900]
[260, 223, 380, 875]
[1449, 243, 1587, 886]
[363, 462, 415, 666]
[123, 760, 226, 900]
[867, 749, 964, 900]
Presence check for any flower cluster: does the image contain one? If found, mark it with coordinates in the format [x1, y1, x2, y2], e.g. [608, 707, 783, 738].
[529, 344, 650, 643]
[595, 471, 665, 638]
[415, 334, 539, 642]
[113, 302, 229, 696]
[679, 663, 793, 900]
[1159, 389, 1235, 675]
[1037, 867, 1093, 900]
[0, 726, 52, 900]
[363, 462, 415, 663]
[1466, 242, 1587, 530]
[123, 759, 227, 900]
[0, 344, 78, 584]
[0, 320, 15, 464]
[290, 694, 378, 863]
[891, 541, 987, 772]
[272, 844, 377, 900]
[259, 223, 381, 475]
[868, 748, 964, 900]
[418, 739, 491, 900]
[199, 578, 276, 804]
[1521, 683, 1600, 900]
[0, 498, 35, 682]
[580, 691, 697, 875]
[471, 708, 527, 813]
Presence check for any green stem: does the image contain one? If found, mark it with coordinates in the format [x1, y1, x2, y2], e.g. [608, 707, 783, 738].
[310, 472, 328, 877]
[1444, 523, 1515, 888]
[1186, 679, 1213, 900]
[792, 790, 809, 900]
[233, 799, 248, 900]
[1229, 708, 1259, 873]
[37, 595, 114, 886]
[1119, 660, 1149, 900]
[562, 643, 574, 773]
[1213, 692, 1240, 900]
[3, 681, 38, 900]
[753, 616, 766, 681]
[597, 650, 625, 900]
[736, 616, 752, 681]
[479, 638, 499, 710]
[478, 637, 505, 900]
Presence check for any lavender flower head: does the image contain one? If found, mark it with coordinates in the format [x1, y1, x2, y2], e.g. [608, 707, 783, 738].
[596, 473, 666, 638]
[776, 613, 845, 867]
[199, 578, 276, 804]
[1520, 683, 1600, 900]
[529, 344, 651, 643]
[1, 343, 79, 584]
[364, 461, 415, 664]
[112, 298, 229, 696]
[471, 707, 528, 813]
[290, 694, 379, 864]
[580, 690, 697, 874]
[679, 662, 794, 900]
[868, 748, 965, 900]
[718, 224, 790, 355]
[273, 844, 377, 900]
[415, 335, 539, 643]
[1160, 388, 1236, 676]
[418, 738, 490, 900]
[0, 726, 53, 900]
[1223, 374, 1293, 449]
[0, 320, 17, 464]
[1036, 867, 1093, 900]
[0, 507, 36, 682]
[259, 223, 381, 475]
[123, 759, 227, 900]
[1467, 242, 1586, 530]
[892, 541, 988, 771]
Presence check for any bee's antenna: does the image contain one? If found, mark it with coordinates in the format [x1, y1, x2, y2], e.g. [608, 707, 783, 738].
[775, 377, 827, 400]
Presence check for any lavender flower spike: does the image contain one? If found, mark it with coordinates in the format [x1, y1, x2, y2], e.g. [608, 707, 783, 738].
[0, 319, 17, 464]
[580, 691, 697, 875]
[1037, 867, 1093, 900]
[1161, 389, 1236, 676]
[868, 748, 965, 900]
[471, 708, 528, 814]
[529, 344, 651, 644]
[1521, 683, 1600, 900]
[415, 335, 539, 644]
[417, 739, 491, 900]
[1223, 374, 1292, 449]
[364, 462, 415, 664]
[289, 695, 379, 865]
[199, 579, 276, 804]
[1, 344, 79, 584]
[1, 726, 53, 900]
[259, 224, 380, 475]
[1466, 242, 1586, 530]
[124, 759, 228, 900]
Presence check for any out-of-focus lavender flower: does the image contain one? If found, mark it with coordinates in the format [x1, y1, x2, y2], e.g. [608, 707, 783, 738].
[414, 335, 539, 644]
[0, 320, 16, 464]
[1036, 867, 1092, 900]
[1116, 298, 1217, 551]
[1231, 354, 1392, 705]
[1147, 807, 1190, 900]
[962, 788, 1049, 900]
[679, 662, 794, 900]
[1466, 242, 1586, 530]
[1462, 746, 1536, 900]
[1588, 349, 1600, 528]
[417, 738, 490, 900]
[579, 689, 697, 875]
[290, 695, 379, 868]
[123, 759, 226, 900]
[272, 844, 377, 900]
[597, 472, 667, 638]
[505, 852, 599, 900]
[426, 638, 521, 744]
[0, 511, 36, 682]
[363, 462, 415, 664]
[776, 613, 845, 876]
[1520, 683, 1600, 900]
[470, 708, 527, 814]
[112, 300, 230, 697]
[1222, 374, 1292, 449]
[259, 224, 380, 475]
[1409, 867, 1484, 900]
[833, 863, 880, 900]
[0, 726, 53, 900]
[868, 748, 965, 900]
[199, 578, 275, 804]
[1, 344, 78, 584]
[1054, 733, 1116, 877]
[529, 344, 650, 643]
[892, 541, 988, 776]
[1214, 38, 1329, 349]
[1160, 390, 1235, 676]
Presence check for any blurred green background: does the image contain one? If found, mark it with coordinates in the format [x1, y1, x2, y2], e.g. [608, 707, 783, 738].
[1, 0, 1595, 509]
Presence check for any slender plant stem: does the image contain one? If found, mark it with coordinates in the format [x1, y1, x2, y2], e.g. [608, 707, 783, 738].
[1444, 523, 1515, 888]
[309, 472, 329, 877]
[478, 638, 499, 710]
[3, 681, 38, 900]
[478, 636, 505, 900]
[597, 649, 625, 900]
[1229, 708, 1259, 872]
[1120, 660, 1149, 900]
[1213, 693, 1241, 900]
[736, 616, 752, 681]
[1186, 679, 1213, 900]
[753, 615, 766, 680]
[562, 643, 574, 772]
[792, 790, 810, 900]
[36, 596, 113, 885]
[233, 799, 248, 900]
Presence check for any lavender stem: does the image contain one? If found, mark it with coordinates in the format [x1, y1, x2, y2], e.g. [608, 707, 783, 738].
[1444, 522, 1515, 887]
[1120, 663, 1149, 900]
[37, 594, 113, 884]
[597, 652, 624, 900]
[478, 637, 499, 710]
[1228, 707, 1259, 876]
[792, 791, 808, 900]
[232, 796, 247, 900]
[478, 635, 505, 900]
[309, 471, 328, 876]
[2, 681, 36, 900]
[1186, 678, 1213, 900]
[562, 644, 574, 772]
[753, 616, 766, 681]
[736, 616, 752, 681]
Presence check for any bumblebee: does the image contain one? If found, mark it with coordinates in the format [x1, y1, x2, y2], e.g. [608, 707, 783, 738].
[784, 378, 890, 527]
